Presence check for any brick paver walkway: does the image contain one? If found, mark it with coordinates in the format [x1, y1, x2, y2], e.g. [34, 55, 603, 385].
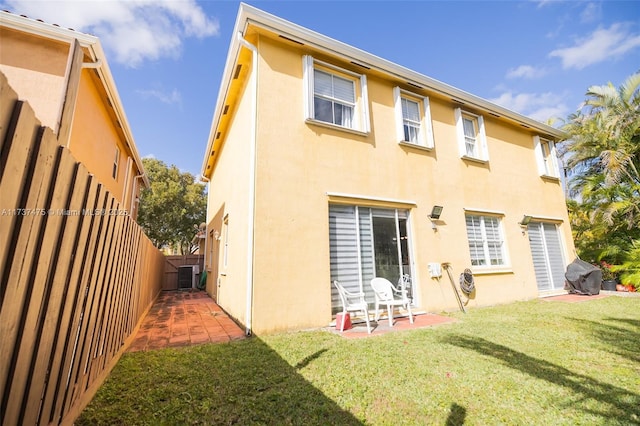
[128, 290, 245, 352]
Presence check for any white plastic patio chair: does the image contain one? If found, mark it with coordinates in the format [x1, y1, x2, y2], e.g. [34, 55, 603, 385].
[370, 277, 414, 327]
[333, 281, 371, 333]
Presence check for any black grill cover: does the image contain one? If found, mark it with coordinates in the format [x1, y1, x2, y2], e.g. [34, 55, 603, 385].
[564, 258, 602, 295]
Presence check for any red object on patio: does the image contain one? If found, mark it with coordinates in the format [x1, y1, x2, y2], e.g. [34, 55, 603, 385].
[336, 313, 352, 331]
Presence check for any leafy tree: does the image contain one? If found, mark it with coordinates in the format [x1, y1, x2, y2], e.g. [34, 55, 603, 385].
[561, 72, 640, 288]
[137, 158, 207, 254]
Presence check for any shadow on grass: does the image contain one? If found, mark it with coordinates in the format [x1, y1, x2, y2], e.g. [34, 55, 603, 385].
[295, 348, 329, 370]
[77, 338, 362, 425]
[572, 317, 640, 364]
[444, 335, 640, 423]
[445, 402, 466, 425]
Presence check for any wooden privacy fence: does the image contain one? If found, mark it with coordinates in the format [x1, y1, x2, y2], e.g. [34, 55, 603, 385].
[0, 74, 165, 425]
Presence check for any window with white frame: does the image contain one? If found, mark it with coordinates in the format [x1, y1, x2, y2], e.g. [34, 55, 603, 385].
[465, 213, 506, 267]
[303, 55, 370, 133]
[393, 87, 434, 148]
[112, 147, 120, 179]
[454, 108, 489, 161]
[533, 136, 560, 178]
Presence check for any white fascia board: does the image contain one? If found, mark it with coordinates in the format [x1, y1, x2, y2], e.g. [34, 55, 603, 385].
[0, 10, 98, 46]
[1, 11, 150, 187]
[200, 5, 248, 177]
[236, 3, 566, 140]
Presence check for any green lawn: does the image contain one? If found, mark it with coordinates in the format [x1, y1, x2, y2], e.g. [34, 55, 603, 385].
[78, 297, 640, 425]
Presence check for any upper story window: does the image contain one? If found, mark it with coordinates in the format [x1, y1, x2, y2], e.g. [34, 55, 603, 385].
[454, 108, 489, 162]
[393, 87, 434, 148]
[533, 136, 560, 178]
[113, 147, 120, 179]
[314, 69, 355, 127]
[465, 213, 506, 267]
[303, 55, 370, 133]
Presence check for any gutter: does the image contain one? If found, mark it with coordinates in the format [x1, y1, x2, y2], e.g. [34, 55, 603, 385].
[236, 31, 258, 337]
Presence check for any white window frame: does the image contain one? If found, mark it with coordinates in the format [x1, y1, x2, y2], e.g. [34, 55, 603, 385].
[112, 147, 120, 179]
[464, 212, 508, 269]
[533, 136, 560, 178]
[393, 87, 434, 148]
[455, 108, 489, 162]
[303, 55, 370, 134]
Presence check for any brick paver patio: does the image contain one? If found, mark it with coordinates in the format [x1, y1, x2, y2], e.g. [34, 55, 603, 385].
[331, 312, 458, 339]
[128, 290, 246, 352]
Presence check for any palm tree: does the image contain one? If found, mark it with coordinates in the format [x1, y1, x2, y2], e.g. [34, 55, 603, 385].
[561, 73, 640, 286]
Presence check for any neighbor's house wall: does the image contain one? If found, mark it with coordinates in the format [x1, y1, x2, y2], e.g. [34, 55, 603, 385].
[246, 35, 574, 334]
[0, 27, 68, 131]
[69, 70, 130, 205]
[0, 25, 143, 217]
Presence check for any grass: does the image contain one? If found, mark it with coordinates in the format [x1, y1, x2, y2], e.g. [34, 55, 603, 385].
[77, 297, 640, 425]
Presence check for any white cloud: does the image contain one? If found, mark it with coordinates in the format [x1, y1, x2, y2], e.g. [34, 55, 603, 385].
[0, 0, 219, 67]
[506, 65, 547, 79]
[137, 88, 182, 106]
[489, 91, 569, 122]
[549, 23, 640, 70]
[533, 0, 556, 8]
[580, 2, 601, 24]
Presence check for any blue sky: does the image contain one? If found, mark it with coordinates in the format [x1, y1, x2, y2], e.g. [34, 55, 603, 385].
[2, 0, 639, 177]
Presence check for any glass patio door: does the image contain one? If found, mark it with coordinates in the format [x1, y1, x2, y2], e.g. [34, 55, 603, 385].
[329, 205, 412, 313]
[528, 221, 566, 291]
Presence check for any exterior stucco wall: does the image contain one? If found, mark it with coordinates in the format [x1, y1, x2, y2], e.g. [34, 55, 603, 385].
[68, 71, 128, 203]
[0, 27, 68, 130]
[246, 36, 574, 334]
[204, 69, 254, 328]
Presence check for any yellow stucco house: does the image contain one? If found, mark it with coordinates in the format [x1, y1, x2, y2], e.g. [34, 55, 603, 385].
[201, 4, 574, 335]
[0, 11, 149, 219]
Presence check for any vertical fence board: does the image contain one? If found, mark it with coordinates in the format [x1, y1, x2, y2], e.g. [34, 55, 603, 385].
[64, 190, 111, 410]
[53, 180, 104, 423]
[107, 213, 133, 355]
[92, 208, 124, 374]
[84, 196, 118, 388]
[1, 126, 59, 425]
[21, 153, 79, 423]
[38, 168, 92, 425]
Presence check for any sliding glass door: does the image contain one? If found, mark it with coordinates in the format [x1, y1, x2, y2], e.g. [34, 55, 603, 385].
[329, 204, 412, 313]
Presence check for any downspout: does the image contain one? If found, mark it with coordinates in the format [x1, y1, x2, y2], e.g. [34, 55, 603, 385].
[200, 176, 210, 274]
[236, 31, 258, 337]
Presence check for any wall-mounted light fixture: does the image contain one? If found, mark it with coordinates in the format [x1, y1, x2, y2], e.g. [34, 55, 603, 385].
[518, 215, 532, 235]
[519, 215, 532, 226]
[429, 205, 443, 220]
[428, 205, 443, 230]
[214, 230, 220, 241]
